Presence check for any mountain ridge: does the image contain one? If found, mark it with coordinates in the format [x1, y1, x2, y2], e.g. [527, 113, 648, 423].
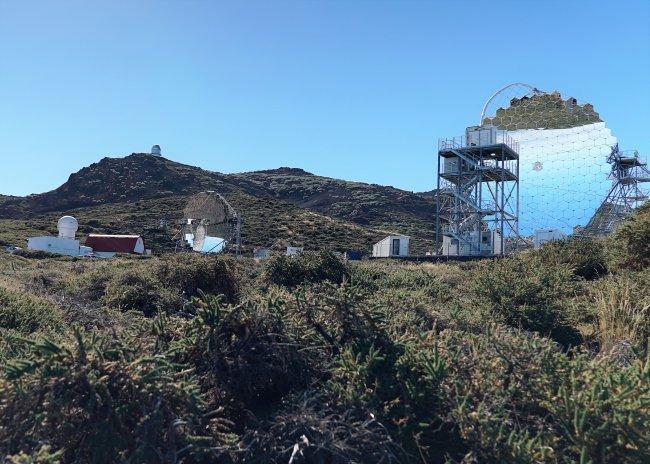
[0, 153, 438, 253]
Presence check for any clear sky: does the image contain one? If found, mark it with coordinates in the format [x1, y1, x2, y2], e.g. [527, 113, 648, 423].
[1, 0, 649, 196]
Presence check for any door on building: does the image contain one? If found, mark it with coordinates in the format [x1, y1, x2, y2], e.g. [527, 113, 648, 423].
[391, 238, 400, 256]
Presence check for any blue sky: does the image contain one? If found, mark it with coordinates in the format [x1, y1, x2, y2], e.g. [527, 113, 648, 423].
[1, 0, 649, 196]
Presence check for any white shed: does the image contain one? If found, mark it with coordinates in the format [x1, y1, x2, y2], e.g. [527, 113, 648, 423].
[533, 228, 566, 249]
[286, 246, 303, 256]
[372, 235, 409, 258]
[253, 247, 270, 260]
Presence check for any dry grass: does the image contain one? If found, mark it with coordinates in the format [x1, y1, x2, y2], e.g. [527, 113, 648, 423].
[594, 275, 649, 353]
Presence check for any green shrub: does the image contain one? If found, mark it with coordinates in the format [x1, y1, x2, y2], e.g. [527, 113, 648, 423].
[607, 202, 650, 271]
[265, 251, 349, 288]
[0, 287, 64, 334]
[439, 325, 650, 463]
[78, 255, 241, 315]
[593, 271, 650, 354]
[102, 269, 180, 316]
[155, 254, 240, 303]
[0, 287, 67, 362]
[73, 266, 113, 301]
[538, 236, 608, 280]
[0, 329, 233, 463]
[1, 253, 648, 463]
[176, 290, 317, 411]
[472, 255, 582, 347]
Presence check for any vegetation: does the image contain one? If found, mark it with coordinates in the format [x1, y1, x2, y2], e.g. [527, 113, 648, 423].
[0, 153, 438, 254]
[607, 202, 650, 271]
[0, 206, 648, 463]
[264, 250, 350, 287]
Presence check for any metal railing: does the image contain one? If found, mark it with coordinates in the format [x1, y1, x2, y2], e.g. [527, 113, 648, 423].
[438, 131, 520, 154]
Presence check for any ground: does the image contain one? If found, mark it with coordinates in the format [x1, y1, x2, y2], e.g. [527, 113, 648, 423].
[0, 208, 648, 463]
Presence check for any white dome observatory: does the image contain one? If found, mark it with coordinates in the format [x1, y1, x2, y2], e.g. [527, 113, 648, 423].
[57, 216, 78, 239]
[151, 145, 162, 156]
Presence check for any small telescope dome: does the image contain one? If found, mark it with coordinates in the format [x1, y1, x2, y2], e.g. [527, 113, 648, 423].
[151, 145, 162, 156]
[57, 216, 78, 239]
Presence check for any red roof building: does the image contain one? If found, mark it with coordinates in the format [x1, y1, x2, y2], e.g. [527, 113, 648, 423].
[85, 234, 145, 255]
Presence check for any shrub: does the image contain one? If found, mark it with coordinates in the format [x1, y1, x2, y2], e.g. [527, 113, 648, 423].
[2, 252, 648, 463]
[265, 251, 349, 288]
[240, 393, 405, 463]
[11, 249, 64, 260]
[73, 266, 113, 301]
[607, 202, 650, 271]
[593, 272, 650, 354]
[439, 325, 650, 463]
[155, 254, 240, 304]
[0, 287, 66, 362]
[538, 236, 607, 280]
[102, 269, 180, 316]
[472, 254, 582, 347]
[546, 353, 650, 463]
[176, 290, 317, 412]
[294, 282, 456, 461]
[0, 287, 64, 335]
[0, 329, 233, 463]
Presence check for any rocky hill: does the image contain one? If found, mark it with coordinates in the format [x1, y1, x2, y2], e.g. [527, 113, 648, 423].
[0, 154, 438, 253]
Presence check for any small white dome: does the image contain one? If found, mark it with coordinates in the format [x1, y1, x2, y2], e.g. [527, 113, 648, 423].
[151, 145, 161, 156]
[57, 216, 78, 239]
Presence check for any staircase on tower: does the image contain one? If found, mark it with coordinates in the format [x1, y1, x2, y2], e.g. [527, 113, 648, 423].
[435, 125, 520, 256]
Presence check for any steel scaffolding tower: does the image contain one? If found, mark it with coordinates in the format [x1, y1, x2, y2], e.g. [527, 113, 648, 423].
[585, 144, 650, 235]
[435, 126, 520, 256]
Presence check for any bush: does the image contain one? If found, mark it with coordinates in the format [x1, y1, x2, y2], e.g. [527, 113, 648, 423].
[155, 254, 240, 304]
[2, 252, 648, 463]
[0, 329, 233, 463]
[0, 287, 66, 362]
[538, 236, 607, 280]
[97, 255, 241, 315]
[593, 271, 650, 355]
[0, 287, 64, 335]
[472, 254, 582, 347]
[102, 269, 180, 316]
[439, 326, 650, 463]
[240, 393, 405, 463]
[265, 251, 349, 288]
[176, 290, 317, 412]
[607, 202, 650, 271]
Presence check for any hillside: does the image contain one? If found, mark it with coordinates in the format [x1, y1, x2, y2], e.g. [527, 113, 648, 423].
[229, 168, 439, 237]
[0, 153, 438, 253]
[0, 206, 648, 463]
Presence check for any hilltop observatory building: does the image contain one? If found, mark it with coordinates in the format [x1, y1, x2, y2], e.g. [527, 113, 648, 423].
[151, 145, 162, 156]
[27, 216, 93, 257]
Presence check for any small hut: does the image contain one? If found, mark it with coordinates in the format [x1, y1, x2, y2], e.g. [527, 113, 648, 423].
[372, 235, 409, 258]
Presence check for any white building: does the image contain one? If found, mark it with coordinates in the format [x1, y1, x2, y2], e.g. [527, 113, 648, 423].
[372, 235, 409, 258]
[533, 228, 566, 249]
[253, 247, 270, 260]
[286, 246, 303, 256]
[441, 230, 502, 257]
[27, 216, 93, 257]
